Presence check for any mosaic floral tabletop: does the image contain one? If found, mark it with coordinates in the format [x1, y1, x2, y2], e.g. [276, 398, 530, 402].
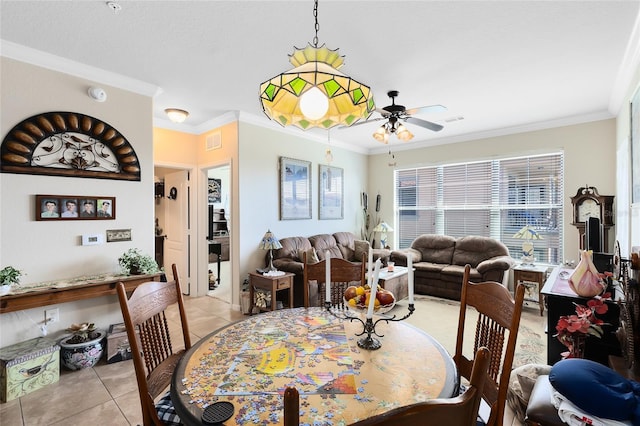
[172, 307, 457, 425]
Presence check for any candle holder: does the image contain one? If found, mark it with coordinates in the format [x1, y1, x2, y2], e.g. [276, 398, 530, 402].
[324, 301, 415, 350]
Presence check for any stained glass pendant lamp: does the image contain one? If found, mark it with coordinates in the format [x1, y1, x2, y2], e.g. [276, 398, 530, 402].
[259, 0, 374, 130]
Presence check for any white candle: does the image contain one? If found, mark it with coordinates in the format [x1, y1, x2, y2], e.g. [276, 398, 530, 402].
[367, 259, 381, 319]
[367, 248, 373, 287]
[408, 255, 414, 304]
[325, 250, 331, 303]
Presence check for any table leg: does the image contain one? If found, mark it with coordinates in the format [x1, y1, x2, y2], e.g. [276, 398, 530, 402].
[249, 284, 255, 316]
[271, 283, 277, 311]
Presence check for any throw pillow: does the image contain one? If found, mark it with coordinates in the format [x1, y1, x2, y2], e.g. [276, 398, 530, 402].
[506, 364, 552, 422]
[550, 358, 640, 423]
[298, 248, 319, 264]
[354, 240, 369, 263]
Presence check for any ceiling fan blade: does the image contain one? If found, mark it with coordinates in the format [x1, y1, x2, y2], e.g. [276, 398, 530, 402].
[406, 116, 444, 132]
[340, 117, 385, 129]
[405, 104, 447, 116]
[374, 108, 392, 117]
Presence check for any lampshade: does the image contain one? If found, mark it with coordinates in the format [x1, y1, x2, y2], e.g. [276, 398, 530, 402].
[395, 124, 414, 141]
[165, 108, 189, 123]
[373, 222, 394, 233]
[259, 230, 283, 250]
[259, 1, 374, 130]
[512, 225, 543, 240]
[373, 125, 389, 143]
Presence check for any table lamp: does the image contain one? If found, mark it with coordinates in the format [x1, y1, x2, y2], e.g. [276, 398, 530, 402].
[373, 222, 394, 249]
[259, 229, 282, 272]
[512, 225, 542, 265]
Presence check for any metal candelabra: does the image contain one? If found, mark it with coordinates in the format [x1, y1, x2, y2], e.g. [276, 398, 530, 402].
[324, 301, 415, 350]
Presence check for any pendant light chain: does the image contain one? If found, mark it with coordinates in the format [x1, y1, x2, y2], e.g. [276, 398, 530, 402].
[312, 0, 319, 48]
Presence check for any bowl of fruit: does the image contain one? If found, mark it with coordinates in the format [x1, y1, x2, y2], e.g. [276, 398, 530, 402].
[343, 284, 396, 314]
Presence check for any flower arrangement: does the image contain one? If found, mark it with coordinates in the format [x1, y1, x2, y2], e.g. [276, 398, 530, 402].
[65, 322, 100, 344]
[555, 292, 611, 359]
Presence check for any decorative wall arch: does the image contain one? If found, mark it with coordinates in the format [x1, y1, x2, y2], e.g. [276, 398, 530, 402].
[1, 111, 141, 181]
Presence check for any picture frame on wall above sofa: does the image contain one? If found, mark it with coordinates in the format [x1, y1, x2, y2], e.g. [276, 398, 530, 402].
[279, 157, 311, 220]
[319, 165, 343, 220]
[35, 194, 115, 221]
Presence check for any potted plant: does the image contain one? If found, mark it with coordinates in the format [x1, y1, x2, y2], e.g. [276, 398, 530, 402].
[0, 266, 24, 295]
[59, 322, 105, 370]
[118, 248, 161, 275]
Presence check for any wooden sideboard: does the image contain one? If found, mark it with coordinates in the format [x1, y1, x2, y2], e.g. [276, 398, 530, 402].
[0, 273, 162, 314]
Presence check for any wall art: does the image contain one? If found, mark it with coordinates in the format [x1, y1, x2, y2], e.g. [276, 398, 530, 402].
[319, 165, 343, 220]
[2, 112, 141, 181]
[279, 157, 311, 220]
[36, 195, 115, 221]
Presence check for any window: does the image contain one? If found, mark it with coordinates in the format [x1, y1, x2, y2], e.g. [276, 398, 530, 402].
[395, 152, 564, 264]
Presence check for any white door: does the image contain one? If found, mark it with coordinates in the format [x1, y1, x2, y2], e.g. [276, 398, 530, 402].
[164, 170, 190, 293]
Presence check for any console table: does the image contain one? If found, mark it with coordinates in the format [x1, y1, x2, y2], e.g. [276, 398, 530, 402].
[541, 266, 621, 365]
[0, 273, 162, 314]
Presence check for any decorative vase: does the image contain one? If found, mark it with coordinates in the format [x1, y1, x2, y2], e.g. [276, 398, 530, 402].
[59, 330, 105, 370]
[569, 250, 606, 297]
[0, 283, 11, 296]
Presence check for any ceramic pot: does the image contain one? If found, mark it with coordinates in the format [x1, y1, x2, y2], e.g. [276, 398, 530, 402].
[0, 283, 11, 296]
[59, 330, 105, 370]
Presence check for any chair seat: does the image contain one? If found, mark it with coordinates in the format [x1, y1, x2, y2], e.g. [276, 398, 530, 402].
[156, 390, 182, 426]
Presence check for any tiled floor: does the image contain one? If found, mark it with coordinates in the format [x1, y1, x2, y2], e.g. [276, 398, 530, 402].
[0, 295, 245, 426]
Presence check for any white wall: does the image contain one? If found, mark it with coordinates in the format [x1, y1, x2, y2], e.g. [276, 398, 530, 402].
[238, 122, 368, 290]
[368, 119, 617, 262]
[0, 58, 154, 347]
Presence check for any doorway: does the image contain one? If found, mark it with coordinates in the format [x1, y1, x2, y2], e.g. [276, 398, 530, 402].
[205, 164, 232, 304]
[154, 166, 193, 294]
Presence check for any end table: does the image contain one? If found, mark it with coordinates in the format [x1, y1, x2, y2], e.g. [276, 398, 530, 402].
[248, 272, 294, 315]
[513, 264, 547, 316]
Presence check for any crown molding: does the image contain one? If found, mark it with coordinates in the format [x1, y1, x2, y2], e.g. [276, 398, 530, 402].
[0, 40, 162, 98]
[610, 10, 640, 114]
[370, 110, 614, 155]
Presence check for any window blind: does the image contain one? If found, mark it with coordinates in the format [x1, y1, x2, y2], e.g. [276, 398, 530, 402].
[395, 152, 564, 264]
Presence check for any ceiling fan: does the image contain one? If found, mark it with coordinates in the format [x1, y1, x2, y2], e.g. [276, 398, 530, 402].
[351, 90, 447, 143]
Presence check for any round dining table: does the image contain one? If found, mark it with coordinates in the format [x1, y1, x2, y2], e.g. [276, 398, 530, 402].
[171, 307, 458, 425]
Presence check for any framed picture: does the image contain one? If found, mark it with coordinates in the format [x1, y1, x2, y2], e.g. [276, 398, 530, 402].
[35, 195, 115, 221]
[279, 157, 311, 220]
[631, 87, 640, 203]
[208, 178, 222, 203]
[319, 165, 344, 220]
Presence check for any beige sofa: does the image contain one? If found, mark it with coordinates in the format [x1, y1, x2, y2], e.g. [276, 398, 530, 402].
[270, 232, 390, 307]
[389, 234, 515, 300]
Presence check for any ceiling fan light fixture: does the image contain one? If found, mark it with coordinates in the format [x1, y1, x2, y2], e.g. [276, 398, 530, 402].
[396, 124, 414, 141]
[258, 0, 374, 130]
[165, 108, 189, 123]
[373, 125, 388, 143]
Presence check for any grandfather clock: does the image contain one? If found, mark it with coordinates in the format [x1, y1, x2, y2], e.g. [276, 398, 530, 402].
[570, 186, 614, 251]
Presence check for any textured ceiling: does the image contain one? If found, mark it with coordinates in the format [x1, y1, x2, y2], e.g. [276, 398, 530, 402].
[1, 1, 638, 153]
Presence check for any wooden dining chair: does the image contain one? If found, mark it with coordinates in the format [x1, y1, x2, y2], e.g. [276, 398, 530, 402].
[454, 264, 525, 426]
[116, 263, 192, 426]
[302, 253, 365, 308]
[349, 346, 491, 426]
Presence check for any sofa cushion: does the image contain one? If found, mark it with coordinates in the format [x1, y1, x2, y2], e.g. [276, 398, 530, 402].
[334, 232, 356, 260]
[440, 264, 482, 282]
[309, 234, 343, 260]
[451, 236, 510, 268]
[298, 247, 319, 264]
[410, 234, 456, 264]
[413, 262, 448, 274]
[273, 236, 312, 262]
